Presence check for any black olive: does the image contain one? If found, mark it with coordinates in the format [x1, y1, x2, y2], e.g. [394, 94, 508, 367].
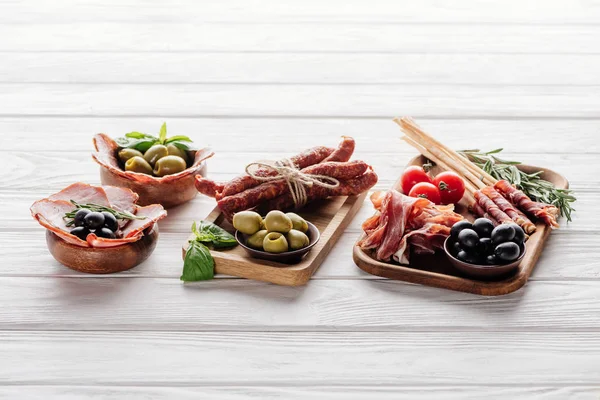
[70, 226, 90, 240]
[102, 212, 119, 232]
[511, 224, 525, 244]
[486, 254, 498, 265]
[457, 250, 469, 262]
[84, 212, 105, 230]
[476, 237, 493, 255]
[452, 241, 462, 255]
[73, 209, 91, 227]
[494, 242, 521, 262]
[491, 224, 516, 245]
[450, 220, 473, 240]
[473, 218, 494, 238]
[96, 227, 116, 239]
[457, 250, 481, 265]
[458, 228, 479, 250]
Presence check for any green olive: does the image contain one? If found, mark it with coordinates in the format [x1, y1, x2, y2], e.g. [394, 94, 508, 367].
[153, 155, 187, 177]
[143, 144, 168, 167]
[264, 210, 293, 233]
[233, 210, 263, 235]
[166, 143, 189, 164]
[286, 212, 309, 233]
[118, 148, 144, 164]
[263, 232, 289, 253]
[246, 230, 268, 249]
[124, 156, 153, 175]
[287, 229, 310, 250]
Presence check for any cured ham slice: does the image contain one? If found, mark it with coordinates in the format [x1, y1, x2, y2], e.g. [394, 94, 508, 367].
[31, 183, 166, 248]
[482, 186, 536, 234]
[92, 133, 214, 185]
[358, 190, 463, 263]
[494, 180, 559, 228]
[474, 190, 513, 225]
[471, 203, 500, 226]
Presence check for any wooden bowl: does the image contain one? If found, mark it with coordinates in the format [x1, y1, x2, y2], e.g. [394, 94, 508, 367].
[443, 237, 526, 280]
[46, 224, 159, 274]
[99, 161, 207, 208]
[235, 222, 320, 265]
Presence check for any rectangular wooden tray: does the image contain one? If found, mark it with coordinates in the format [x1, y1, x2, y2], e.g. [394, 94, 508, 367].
[183, 191, 367, 286]
[353, 155, 569, 296]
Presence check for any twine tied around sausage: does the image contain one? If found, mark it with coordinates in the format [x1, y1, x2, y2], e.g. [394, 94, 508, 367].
[245, 158, 340, 208]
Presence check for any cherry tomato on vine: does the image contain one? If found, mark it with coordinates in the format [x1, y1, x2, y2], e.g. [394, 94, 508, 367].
[408, 182, 441, 204]
[433, 171, 465, 205]
[400, 166, 432, 194]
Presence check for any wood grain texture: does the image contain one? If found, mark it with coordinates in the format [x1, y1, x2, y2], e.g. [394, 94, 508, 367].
[1, 84, 600, 117]
[0, 331, 599, 385]
[1, 386, 598, 400]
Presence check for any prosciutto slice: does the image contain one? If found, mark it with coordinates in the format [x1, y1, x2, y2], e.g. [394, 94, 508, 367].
[494, 180, 559, 228]
[31, 182, 166, 248]
[474, 190, 513, 225]
[482, 186, 536, 234]
[358, 190, 464, 263]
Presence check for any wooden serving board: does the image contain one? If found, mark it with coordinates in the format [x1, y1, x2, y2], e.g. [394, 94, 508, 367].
[182, 192, 367, 286]
[353, 155, 569, 296]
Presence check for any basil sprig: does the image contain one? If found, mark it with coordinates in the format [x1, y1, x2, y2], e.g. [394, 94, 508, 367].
[116, 122, 196, 152]
[180, 221, 237, 282]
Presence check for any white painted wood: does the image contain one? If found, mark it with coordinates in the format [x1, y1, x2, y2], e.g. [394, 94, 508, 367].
[0, 279, 599, 331]
[1, 386, 598, 400]
[1, 23, 599, 53]
[4, 53, 600, 85]
[1, 84, 599, 117]
[4, 0, 600, 24]
[0, 331, 599, 385]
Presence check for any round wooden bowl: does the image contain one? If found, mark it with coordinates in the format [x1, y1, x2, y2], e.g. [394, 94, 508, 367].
[46, 224, 159, 274]
[99, 161, 207, 208]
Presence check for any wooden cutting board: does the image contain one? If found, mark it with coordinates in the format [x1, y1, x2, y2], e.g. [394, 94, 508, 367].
[182, 192, 367, 286]
[353, 155, 569, 296]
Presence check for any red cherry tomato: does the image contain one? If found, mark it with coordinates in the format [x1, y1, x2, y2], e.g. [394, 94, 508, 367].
[433, 171, 465, 205]
[400, 166, 432, 194]
[408, 182, 441, 204]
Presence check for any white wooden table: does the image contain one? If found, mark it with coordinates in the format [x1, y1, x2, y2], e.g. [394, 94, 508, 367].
[1, 1, 599, 398]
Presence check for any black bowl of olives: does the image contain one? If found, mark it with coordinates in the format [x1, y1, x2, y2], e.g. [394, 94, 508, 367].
[444, 218, 526, 279]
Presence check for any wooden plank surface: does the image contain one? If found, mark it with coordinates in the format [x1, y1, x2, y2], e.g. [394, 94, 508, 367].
[1, 0, 599, 397]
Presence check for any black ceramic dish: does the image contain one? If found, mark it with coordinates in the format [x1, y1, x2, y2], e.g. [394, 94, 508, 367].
[235, 221, 320, 264]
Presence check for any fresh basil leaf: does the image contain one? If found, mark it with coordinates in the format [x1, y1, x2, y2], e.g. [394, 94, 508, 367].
[198, 220, 237, 248]
[125, 132, 158, 140]
[180, 241, 214, 281]
[159, 122, 167, 143]
[168, 140, 198, 151]
[165, 135, 193, 143]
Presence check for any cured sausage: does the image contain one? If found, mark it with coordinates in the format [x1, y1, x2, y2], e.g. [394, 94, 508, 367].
[218, 146, 335, 198]
[217, 161, 369, 215]
[474, 190, 513, 225]
[258, 168, 378, 213]
[195, 176, 225, 198]
[482, 186, 536, 234]
[494, 180, 559, 228]
[322, 136, 355, 162]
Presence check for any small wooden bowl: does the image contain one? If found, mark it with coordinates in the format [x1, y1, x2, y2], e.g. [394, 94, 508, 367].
[444, 237, 526, 280]
[99, 161, 207, 208]
[46, 224, 159, 274]
[235, 222, 320, 265]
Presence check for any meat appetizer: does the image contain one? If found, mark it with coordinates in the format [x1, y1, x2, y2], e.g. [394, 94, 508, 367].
[92, 123, 214, 207]
[196, 137, 378, 220]
[358, 190, 464, 264]
[31, 182, 167, 248]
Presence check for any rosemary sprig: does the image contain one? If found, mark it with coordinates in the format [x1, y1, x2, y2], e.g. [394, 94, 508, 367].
[459, 149, 576, 222]
[63, 200, 146, 227]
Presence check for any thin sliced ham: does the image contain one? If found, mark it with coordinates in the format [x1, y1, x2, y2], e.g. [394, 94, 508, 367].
[31, 182, 166, 248]
[494, 180, 559, 228]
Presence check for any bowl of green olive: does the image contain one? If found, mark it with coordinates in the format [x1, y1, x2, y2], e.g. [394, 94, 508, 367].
[233, 210, 320, 264]
[92, 124, 214, 208]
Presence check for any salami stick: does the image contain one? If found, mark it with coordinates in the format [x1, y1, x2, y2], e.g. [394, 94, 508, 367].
[217, 146, 335, 199]
[217, 161, 369, 215]
[195, 176, 225, 198]
[259, 168, 378, 213]
[322, 136, 355, 162]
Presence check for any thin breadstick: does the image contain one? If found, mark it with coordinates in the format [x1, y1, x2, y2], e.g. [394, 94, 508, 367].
[401, 136, 477, 205]
[396, 117, 497, 186]
[398, 124, 486, 191]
